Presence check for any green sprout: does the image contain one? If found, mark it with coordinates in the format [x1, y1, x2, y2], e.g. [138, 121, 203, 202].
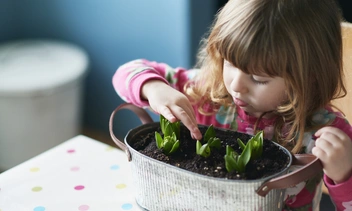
[196, 125, 221, 158]
[237, 130, 264, 160]
[224, 131, 264, 173]
[155, 115, 180, 155]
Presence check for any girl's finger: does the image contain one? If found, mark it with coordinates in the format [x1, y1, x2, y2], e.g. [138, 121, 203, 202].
[315, 126, 344, 141]
[311, 146, 327, 161]
[314, 137, 333, 155]
[172, 107, 202, 140]
[157, 106, 177, 122]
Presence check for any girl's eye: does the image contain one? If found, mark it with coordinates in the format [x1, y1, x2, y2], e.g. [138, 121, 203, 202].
[251, 76, 268, 85]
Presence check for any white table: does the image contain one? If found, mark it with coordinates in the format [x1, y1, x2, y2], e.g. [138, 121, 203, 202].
[0, 135, 143, 211]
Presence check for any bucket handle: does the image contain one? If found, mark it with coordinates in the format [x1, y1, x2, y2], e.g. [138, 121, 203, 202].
[109, 103, 323, 197]
[109, 103, 154, 161]
[256, 153, 322, 197]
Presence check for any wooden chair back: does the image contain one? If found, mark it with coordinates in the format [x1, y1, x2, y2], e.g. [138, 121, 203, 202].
[332, 22, 352, 121]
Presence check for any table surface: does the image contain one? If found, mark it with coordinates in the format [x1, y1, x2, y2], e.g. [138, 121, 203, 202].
[0, 135, 143, 211]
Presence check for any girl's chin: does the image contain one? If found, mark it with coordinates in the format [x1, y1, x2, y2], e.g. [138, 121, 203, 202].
[244, 111, 262, 118]
[240, 106, 272, 118]
[245, 110, 277, 119]
[240, 107, 260, 117]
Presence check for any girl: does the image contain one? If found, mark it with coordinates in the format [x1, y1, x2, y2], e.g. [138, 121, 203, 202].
[113, 0, 352, 210]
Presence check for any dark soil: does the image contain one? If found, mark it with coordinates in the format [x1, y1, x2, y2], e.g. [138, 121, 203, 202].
[131, 125, 290, 180]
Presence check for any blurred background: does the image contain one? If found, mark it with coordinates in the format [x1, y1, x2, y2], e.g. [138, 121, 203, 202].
[0, 0, 221, 171]
[0, 0, 350, 167]
[0, 0, 350, 162]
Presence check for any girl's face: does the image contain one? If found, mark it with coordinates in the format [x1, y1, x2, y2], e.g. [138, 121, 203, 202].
[223, 60, 287, 118]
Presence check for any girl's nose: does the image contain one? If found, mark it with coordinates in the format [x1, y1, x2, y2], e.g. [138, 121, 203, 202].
[231, 71, 249, 93]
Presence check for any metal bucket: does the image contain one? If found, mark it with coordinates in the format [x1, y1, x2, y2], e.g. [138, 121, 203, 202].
[109, 103, 322, 211]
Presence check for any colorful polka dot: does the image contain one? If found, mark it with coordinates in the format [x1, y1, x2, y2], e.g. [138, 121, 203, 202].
[3, 137, 142, 210]
[33, 206, 46, 211]
[110, 165, 120, 170]
[78, 205, 90, 210]
[106, 146, 115, 151]
[32, 186, 43, 192]
[121, 203, 133, 210]
[67, 149, 76, 153]
[30, 167, 40, 172]
[74, 185, 85, 190]
[116, 183, 127, 189]
[70, 166, 80, 171]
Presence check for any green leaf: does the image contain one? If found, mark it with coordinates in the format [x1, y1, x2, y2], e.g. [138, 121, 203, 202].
[208, 137, 221, 149]
[237, 138, 246, 151]
[163, 123, 173, 137]
[237, 142, 252, 172]
[160, 115, 167, 134]
[159, 115, 180, 138]
[224, 145, 238, 172]
[157, 115, 181, 155]
[224, 131, 264, 173]
[199, 145, 211, 158]
[172, 121, 181, 139]
[196, 140, 202, 154]
[250, 131, 264, 160]
[196, 140, 211, 158]
[226, 144, 235, 155]
[169, 140, 180, 154]
[155, 132, 163, 149]
[224, 154, 237, 172]
[163, 138, 173, 153]
[255, 130, 264, 140]
[196, 125, 221, 158]
[204, 125, 215, 142]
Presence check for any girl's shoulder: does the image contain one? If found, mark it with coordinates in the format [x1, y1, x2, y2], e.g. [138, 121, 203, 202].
[311, 106, 349, 125]
[311, 106, 352, 136]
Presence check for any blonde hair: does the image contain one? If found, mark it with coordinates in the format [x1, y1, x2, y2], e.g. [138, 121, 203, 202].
[185, 0, 346, 153]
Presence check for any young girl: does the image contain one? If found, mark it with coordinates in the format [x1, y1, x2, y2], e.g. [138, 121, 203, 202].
[113, 0, 352, 210]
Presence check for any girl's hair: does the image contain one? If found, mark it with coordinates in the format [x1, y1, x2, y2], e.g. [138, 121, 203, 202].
[185, 0, 346, 153]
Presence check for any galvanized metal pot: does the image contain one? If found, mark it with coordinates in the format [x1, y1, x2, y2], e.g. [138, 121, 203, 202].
[109, 103, 322, 211]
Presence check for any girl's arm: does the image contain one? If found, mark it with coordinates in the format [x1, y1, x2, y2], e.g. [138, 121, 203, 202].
[113, 59, 188, 107]
[324, 174, 352, 210]
[112, 59, 202, 140]
[313, 115, 352, 211]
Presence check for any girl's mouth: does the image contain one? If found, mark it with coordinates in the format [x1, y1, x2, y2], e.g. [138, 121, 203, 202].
[234, 98, 248, 107]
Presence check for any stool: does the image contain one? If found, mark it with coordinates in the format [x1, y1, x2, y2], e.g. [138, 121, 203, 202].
[0, 39, 89, 171]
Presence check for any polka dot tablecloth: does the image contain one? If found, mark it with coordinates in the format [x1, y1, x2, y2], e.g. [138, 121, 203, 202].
[0, 135, 143, 211]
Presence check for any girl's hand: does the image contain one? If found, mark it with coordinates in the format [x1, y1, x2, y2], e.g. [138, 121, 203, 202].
[142, 80, 202, 140]
[313, 127, 352, 184]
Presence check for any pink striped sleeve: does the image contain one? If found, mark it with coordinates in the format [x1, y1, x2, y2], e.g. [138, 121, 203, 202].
[324, 175, 352, 211]
[112, 59, 191, 107]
